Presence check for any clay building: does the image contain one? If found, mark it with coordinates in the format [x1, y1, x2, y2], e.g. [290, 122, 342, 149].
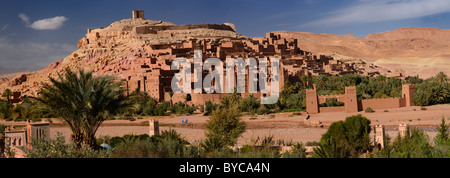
[113, 29, 367, 106]
[3, 121, 50, 150]
[2, 10, 393, 105]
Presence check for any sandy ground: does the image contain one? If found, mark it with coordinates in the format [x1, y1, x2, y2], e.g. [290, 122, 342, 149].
[2, 104, 449, 145]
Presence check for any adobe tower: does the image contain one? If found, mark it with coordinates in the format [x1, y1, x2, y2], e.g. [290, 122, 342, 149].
[132, 10, 145, 19]
[306, 87, 319, 114]
[374, 125, 386, 149]
[402, 84, 415, 107]
[149, 119, 160, 136]
[344, 86, 358, 113]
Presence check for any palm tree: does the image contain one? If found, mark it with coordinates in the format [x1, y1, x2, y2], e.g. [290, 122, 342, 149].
[436, 71, 448, 84]
[2, 88, 12, 103]
[168, 91, 174, 106]
[37, 69, 130, 148]
[300, 75, 309, 87]
[316, 74, 328, 91]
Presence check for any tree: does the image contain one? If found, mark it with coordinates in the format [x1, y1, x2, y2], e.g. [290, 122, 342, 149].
[168, 91, 174, 106]
[0, 100, 12, 119]
[37, 69, 130, 148]
[315, 74, 328, 91]
[220, 88, 241, 109]
[313, 138, 352, 158]
[435, 118, 449, 145]
[436, 71, 448, 84]
[204, 106, 246, 149]
[300, 75, 309, 87]
[2, 88, 12, 102]
[317, 114, 372, 157]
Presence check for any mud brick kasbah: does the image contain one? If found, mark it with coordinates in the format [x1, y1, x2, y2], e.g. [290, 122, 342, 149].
[1, 10, 407, 107]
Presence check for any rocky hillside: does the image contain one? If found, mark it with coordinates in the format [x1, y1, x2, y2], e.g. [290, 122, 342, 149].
[0, 16, 244, 97]
[270, 28, 450, 78]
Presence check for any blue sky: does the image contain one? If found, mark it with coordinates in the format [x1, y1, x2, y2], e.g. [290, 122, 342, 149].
[1, 0, 450, 69]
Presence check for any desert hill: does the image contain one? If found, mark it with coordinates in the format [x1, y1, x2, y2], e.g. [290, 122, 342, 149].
[270, 27, 450, 78]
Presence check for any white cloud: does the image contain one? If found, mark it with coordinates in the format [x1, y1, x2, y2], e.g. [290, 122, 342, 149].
[302, 0, 450, 27]
[18, 14, 69, 30]
[30, 16, 69, 30]
[18, 13, 30, 25]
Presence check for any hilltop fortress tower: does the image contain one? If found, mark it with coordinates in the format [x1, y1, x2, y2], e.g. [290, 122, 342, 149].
[132, 10, 145, 19]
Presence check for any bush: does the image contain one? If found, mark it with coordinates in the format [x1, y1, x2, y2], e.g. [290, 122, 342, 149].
[204, 106, 246, 148]
[199, 105, 205, 113]
[0, 100, 12, 119]
[256, 105, 270, 115]
[365, 107, 375, 113]
[375, 129, 435, 158]
[319, 98, 345, 107]
[315, 114, 372, 158]
[239, 96, 260, 113]
[110, 138, 158, 158]
[284, 92, 306, 109]
[204, 101, 219, 116]
[0, 124, 5, 134]
[435, 118, 449, 146]
[238, 147, 279, 158]
[26, 134, 111, 158]
[110, 130, 199, 158]
[282, 143, 306, 158]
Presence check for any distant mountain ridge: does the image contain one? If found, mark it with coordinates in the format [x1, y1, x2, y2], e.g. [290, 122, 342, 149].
[271, 27, 450, 61]
[270, 27, 450, 78]
[0, 66, 37, 75]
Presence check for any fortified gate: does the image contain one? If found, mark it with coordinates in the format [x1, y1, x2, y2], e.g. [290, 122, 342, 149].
[306, 84, 415, 114]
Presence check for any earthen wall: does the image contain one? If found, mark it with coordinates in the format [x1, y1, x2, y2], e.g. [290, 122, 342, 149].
[361, 98, 401, 110]
[319, 106, 345, 113]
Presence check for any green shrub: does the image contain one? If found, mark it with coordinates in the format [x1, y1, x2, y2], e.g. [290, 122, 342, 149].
[365, 107, 375, 113]
[315, 114, 372, 158]
[204, 101, 219, 116]
[204, 106, 246, 148]
[282, 143, 306, 158]
[0, 124, 6, 134]
[239, 96, 260, 113]
[238, 148, 279, 158]
[256, 105, 270, 115]
[26, 134, 111, 158]
[319, 98, 345, 107]
[375, 129, 437, 158]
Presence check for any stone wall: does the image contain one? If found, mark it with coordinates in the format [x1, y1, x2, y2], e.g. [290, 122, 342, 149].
[171, 93, 230, 106]
[361, 97, 402, 110]
[319, 106, 345, 113]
